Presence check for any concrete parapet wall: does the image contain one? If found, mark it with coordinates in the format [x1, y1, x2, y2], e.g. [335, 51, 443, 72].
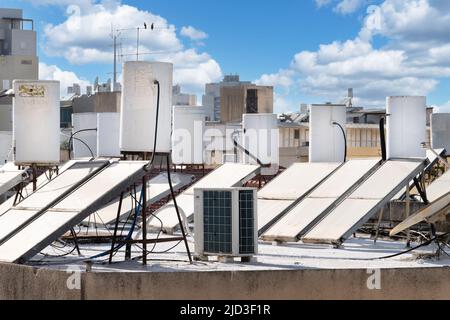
[0, 263, 449, 300]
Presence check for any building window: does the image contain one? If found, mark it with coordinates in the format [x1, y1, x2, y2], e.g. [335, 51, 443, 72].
[60, 107, 73, 128]
[246, 89, 258, 114]
[294, 129, 300, 140]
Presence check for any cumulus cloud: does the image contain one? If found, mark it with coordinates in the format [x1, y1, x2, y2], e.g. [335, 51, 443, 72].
[434, 101, 450, 113]
[39, 1, 222, 93]
[258, 0, 450, 110]
[255, 69, 295, 88]
[334, 0, 367, 14]
[315, 0, 333, 8]
[315, 0, 368, 14]
[180, 26, 208, 41]
[39, 62, 91, 96]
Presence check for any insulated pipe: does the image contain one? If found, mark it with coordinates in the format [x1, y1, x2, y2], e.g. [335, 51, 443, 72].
[231, 130, 264, 166]
[332, 122, 347, 163]
[143, 80, 161, 172]
[68, 128, 97, 160]
[379, 118, 387, 162]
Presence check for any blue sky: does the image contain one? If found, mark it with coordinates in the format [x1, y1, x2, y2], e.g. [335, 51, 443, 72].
[3, 0, 450, 112]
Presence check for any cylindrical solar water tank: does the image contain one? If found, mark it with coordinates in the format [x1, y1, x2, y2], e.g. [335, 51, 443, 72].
[242, 113, 279, 175]
[13, 80, 60, 165]
[97, 113, 121, 158]
[386, 96, 426, 159]
[120, 61, 173, 153]
[309, 104, 347, 163]
[172, 106, 205, 165]
[431, 113, 450, 156]
[72, 112, 98, 159]
[0, 131, 12, 165]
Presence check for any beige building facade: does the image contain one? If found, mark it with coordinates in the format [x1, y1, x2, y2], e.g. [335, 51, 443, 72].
[220, 84, 273, 123]
[0, 8, 38, 131]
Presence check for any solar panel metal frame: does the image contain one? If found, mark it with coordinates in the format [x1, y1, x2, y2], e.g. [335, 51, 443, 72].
[0, 161, 148, 264]
[261, 159, 382, 242]
[425, 168, 450, 203]
[0, 166, 27, 197]
[257, 162, 342, 235]
[0, 160, 84, 218]
[395, 149, 446, 200]
[83, 172, 194, 226]
[0, 161, 111, 248]
[148, 163, 260, 234]
[302, 158, 427, 245]
[390, 191, 450, 236]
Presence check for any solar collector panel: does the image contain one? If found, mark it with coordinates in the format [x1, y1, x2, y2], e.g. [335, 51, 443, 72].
[0, 161, 147, 263]
[303, 159, 427, 245]
[257, 162, 341, 234]
[261, 160, 380, 242]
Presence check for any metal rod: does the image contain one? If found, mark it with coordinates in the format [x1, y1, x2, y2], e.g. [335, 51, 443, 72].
[70, 228, 82, 256]
[124, 237, 185, 245]
[136, 27, 140, 61]
[167, 155, 193, 264]
[414, 177, 429, 205]
[32, 164, 37, 191]
[113, 34, 117, 87]
[142, 175, 148, 265]
[406, 185, 411, 248]
[374, 208, 384, 244]
[109, 192, 124, 264]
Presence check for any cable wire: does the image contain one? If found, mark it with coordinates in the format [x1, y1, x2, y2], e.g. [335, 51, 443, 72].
[332, 122, 347, 162]
[68, 128, 97, 160]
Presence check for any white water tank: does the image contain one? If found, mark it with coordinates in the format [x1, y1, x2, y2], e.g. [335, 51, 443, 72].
[387, 96, 426, 159]
[0, 132, 12, 165]
[97, 113, 121, 158]
[120, 61, 173, 153]
[72, 113, 98, 159]
[431, 113, 450, 155]
[243, 113, 279, 175]
[309, 104, 347, 163]
[13, 80, 60, 165]
[172, 106, 205, 165]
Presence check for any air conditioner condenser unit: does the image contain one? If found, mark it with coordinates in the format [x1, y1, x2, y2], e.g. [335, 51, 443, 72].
[194, 187, 258, 261]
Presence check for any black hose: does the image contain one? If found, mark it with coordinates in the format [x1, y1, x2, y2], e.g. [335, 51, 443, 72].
[332, 122, 347, 163]
[372, 232, 450, 260]
[68, 128, 97, 160]
[232, 131, 264, 166]
[144, 80, 160, 172]
[379, 118, 387, 161]
[71, 137, 95, 159]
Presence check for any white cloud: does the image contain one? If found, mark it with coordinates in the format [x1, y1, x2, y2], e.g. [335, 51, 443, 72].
[258, 0, 450, 108]
[315, 0, 368, 14]
[273, 93, 293, 114]
[39, 62, 91, 96]
[39, 1, 222, 93]
[315, 0, 333, 8]
[180, 26, 208, 41]
[434, 101, 450, 113]
[255, 69, 295, 88]
[334, 0, 367, 14]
